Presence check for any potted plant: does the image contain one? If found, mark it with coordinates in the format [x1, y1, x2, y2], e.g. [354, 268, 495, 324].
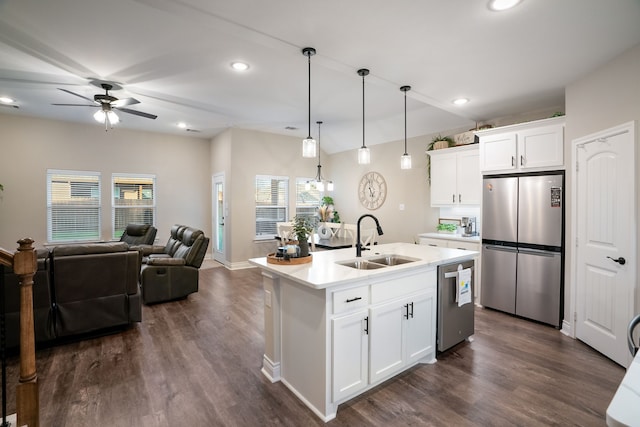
[293, 215, 316, 257]
[428, 134, 455, 151]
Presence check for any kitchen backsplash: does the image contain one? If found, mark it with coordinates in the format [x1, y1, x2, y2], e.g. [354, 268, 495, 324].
[438, 206, 482, 235]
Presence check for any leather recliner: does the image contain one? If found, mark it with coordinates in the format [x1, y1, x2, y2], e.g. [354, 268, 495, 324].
[140, 225, 209, 304]
[119, 223, 157, 247]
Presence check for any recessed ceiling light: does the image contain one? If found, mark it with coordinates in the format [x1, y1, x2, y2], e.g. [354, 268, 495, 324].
[0, 96, 15, 104]
[231, 62, 250, 71]
[453, 98, 469, 105]
[177, 122, 187, 129]
[488, 0, 522, 11]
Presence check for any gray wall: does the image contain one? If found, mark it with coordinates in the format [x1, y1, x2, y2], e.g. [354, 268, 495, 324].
[0, 114, 212, 250]
[564, 42, 640, 325]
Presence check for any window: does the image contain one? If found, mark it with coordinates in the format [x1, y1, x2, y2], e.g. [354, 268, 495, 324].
[112, 174, 156, 239]
[47, 170, 101, 243]
[295, 177, 321, 219]
[255, 175, 288, 239]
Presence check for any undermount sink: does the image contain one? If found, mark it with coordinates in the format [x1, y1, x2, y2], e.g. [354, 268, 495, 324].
[337, 254, 419, 270]
[337, 260, 387, 270]
[367, 255, 420, 266]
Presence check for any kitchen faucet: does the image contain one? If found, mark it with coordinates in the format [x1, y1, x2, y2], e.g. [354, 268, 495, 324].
[356, 214, 384, 257]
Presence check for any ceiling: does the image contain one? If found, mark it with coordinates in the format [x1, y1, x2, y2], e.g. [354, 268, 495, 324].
[1, 0, 640, 154]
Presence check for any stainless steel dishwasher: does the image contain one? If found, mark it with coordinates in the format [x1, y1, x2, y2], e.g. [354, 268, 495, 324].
[437, 260, 475, 353]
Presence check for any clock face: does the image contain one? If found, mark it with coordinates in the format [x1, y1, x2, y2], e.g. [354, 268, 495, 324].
[358, 171, 387, 210]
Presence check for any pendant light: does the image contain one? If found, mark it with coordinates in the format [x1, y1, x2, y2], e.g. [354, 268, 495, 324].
[311, 121, 333, 192]
[400, 85, 412, 169]
[357, 68, 370, 164]
[302, 47, 317, 158]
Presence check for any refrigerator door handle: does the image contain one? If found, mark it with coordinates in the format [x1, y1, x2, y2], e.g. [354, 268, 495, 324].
[518, 247, 559, 257]
[484, 245, 517, 253]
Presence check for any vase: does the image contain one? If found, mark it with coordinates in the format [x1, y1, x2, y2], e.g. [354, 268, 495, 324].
[298, 239, 310, 257]
[318, 223, 331, 239]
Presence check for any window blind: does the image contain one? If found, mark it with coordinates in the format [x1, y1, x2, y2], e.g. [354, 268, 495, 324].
[47, 170, 101, 242]
[295, 177, 321, 219]
[255, 175, 288, 239]
[112, 174, 156, 239]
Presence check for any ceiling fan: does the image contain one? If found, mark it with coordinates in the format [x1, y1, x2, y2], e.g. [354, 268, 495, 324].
[52, 81, 157, 130]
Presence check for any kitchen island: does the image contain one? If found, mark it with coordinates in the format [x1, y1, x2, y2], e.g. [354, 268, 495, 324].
[248, 242, 476, 421]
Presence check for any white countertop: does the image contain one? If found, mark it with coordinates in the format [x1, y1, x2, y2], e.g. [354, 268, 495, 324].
[607, 350, 640, 426]
[418, 232, 481, 243]
[248, 242, 477, 290]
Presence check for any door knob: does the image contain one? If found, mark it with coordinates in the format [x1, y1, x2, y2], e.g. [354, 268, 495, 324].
[607, 256, 626, 265]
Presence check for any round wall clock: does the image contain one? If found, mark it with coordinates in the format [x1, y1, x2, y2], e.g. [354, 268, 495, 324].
[358, 171, 387, 210]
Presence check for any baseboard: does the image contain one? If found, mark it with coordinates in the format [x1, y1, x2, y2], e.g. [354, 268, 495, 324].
[228, 260, 255, 270]
[561, 319, 573, 337]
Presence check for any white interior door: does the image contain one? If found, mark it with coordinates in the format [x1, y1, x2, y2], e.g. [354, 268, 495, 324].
[212, 173, 225, 264]
[574, 122, 636, 367]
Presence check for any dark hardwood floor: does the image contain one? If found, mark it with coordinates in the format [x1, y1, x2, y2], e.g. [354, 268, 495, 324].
[1, 265, 625, 426]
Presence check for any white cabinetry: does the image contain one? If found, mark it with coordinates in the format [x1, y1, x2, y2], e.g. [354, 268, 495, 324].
[369, 290, 434, 383]
[428, 145, 481, 206]
[478, 116, 565, 174]
[332, 309, 369, 401]
[331, 269, 436, 403]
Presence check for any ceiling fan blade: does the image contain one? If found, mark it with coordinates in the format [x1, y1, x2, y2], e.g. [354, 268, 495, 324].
[52, 103, 99, 107]
[111, 97, 140, 108]
[58, 88, 97, 104]
[117, 107, 157, 120]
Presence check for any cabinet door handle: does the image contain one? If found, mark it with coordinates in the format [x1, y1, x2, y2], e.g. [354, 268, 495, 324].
[409, 302, 414, 319]
[404, 304, 409, 319]
[520, 155, 524, 166]
[346, 297, 362, 303]
[364, 316, 369, 335]
[458, 194, 461, 203]
[512, 156, 515, 167]
[452, 194, 455, 203]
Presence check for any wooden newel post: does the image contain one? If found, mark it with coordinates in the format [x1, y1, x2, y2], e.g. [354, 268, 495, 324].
[13, 238, 39, 427]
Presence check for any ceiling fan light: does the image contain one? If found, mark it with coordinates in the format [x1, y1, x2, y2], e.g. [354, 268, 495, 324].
[401, 154, 412, 170]
[302, 137, 317, 158]
[93, 109, 106, 123]
[107, 110, 120, 124]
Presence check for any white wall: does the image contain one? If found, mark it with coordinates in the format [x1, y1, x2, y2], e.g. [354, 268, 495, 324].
[329, 134, 440, 244]
[564, 42, 640, 324]
[0, 114, 212, 250]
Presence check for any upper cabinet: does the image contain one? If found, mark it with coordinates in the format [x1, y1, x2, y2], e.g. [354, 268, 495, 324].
[477, 116, 565, 174]
[428, 144, 481, 207]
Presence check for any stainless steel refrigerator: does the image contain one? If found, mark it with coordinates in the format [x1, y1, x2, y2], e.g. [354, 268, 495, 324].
[481, 173, 564, 327]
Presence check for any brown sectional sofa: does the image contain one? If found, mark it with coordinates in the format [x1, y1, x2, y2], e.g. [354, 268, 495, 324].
[2, 241, 142, 348]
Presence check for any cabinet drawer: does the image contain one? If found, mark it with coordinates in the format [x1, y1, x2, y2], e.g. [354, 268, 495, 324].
[333, 287, 369, 314]
[448, 240, 479, 251]
[371, 269, 435, 305]
[418, 237, 444, 247]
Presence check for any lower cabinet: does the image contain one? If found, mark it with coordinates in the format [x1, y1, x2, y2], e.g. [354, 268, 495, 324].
[370, 290, 435, 383]
[331, 269, 436, 403]
[332, 309, 369, 401]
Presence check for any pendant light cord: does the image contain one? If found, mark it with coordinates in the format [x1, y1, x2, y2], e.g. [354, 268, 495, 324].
[357, 68, 369, 150]
[400, 85, 411, 155]
[361, 72, 365, 149]
[307, 54, 312, 139]
[316, 121, 323, 180]
[404, 88, 408, 155]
